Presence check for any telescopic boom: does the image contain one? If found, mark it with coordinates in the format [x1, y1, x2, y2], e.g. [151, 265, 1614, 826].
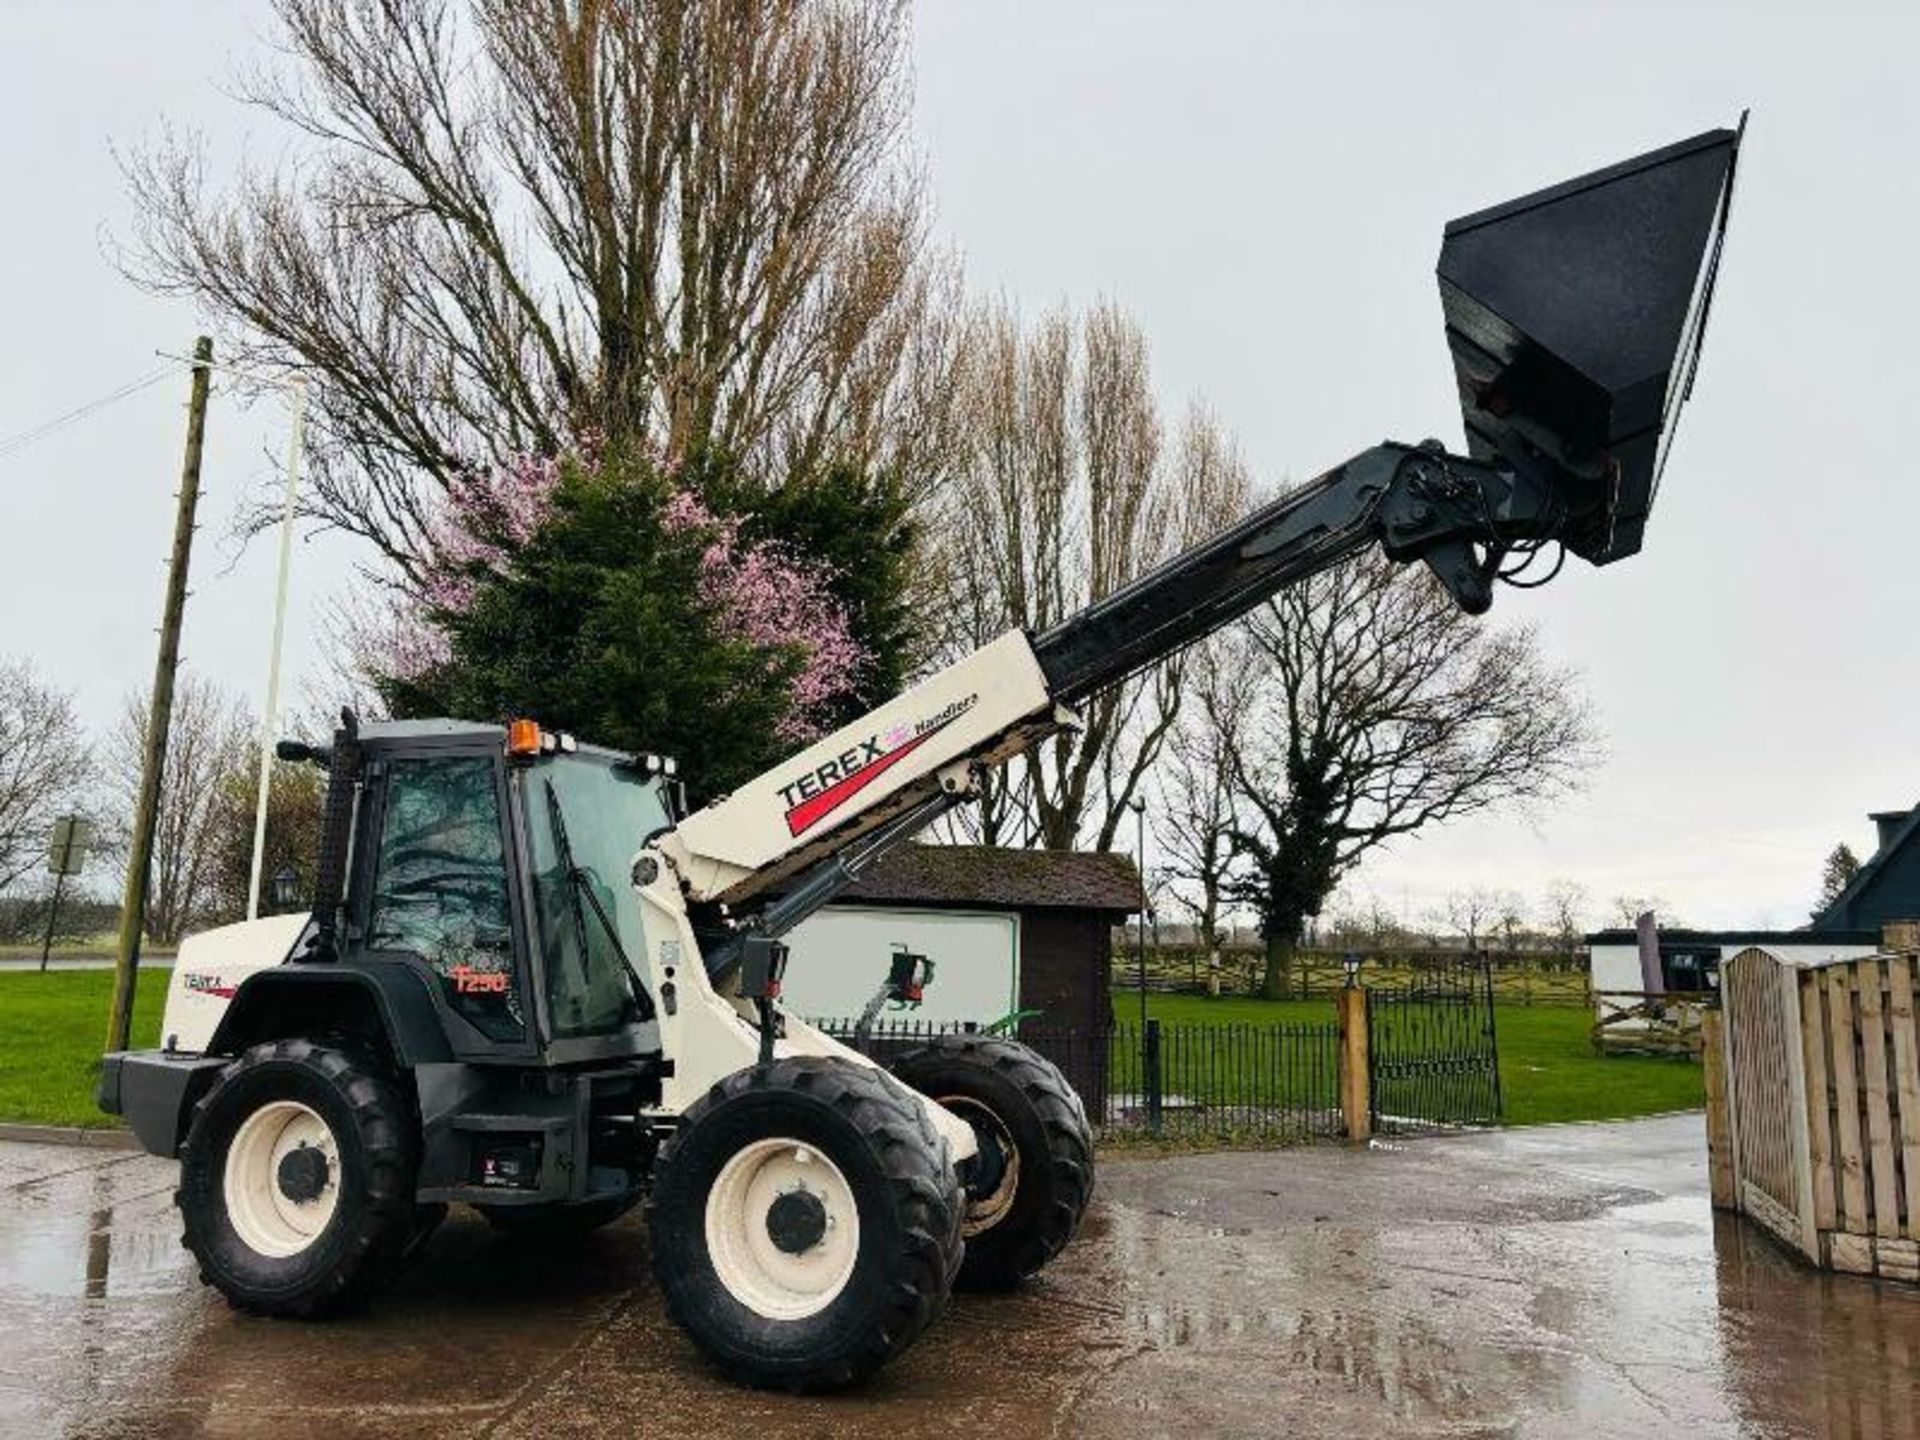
[658, 122, 1743, 976]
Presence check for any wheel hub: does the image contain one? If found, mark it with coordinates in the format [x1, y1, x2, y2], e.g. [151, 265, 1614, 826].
[222, 1099, 342, 1259]
[704, 1138, 861, 1320]
[765, 1188, 828, 1254]
[938, 1096, 1020, 1238]
[276, 1145, 330, 1204]
[961, 1118, 1008, 1201]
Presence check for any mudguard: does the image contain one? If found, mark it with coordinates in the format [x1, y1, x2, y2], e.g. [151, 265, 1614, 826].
[208, 961, 456, 1068]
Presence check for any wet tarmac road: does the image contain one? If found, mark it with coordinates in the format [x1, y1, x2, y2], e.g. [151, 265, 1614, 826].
[4, 1115, 1917, 1438]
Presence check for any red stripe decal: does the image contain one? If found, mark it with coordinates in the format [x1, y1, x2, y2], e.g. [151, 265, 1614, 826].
[785, 728, 942, 837]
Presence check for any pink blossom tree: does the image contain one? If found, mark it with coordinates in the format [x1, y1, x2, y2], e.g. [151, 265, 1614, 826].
[660, 490, 867, 741]
[361, 452, 868, 745]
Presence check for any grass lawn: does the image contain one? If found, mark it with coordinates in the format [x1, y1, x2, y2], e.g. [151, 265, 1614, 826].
[0, 972, 164, 1128]
[1116, 989, 1703, 1127]
[0, 968, 1698, 1132]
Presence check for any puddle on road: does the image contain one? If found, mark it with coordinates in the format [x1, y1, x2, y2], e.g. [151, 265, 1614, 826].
[0, 1164, 184, 1301]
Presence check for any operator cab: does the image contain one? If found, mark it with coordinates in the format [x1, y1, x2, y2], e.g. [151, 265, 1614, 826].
[335, 716, 677, 1066]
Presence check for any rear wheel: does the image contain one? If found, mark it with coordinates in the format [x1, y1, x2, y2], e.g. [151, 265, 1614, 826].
[648, 1058, 963, 1391]
[889, 1035, 1093, 1290]
[177, 1038, 418, 1317]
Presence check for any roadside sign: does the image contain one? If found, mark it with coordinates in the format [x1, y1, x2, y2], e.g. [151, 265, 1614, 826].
[48, 815, 93, 876]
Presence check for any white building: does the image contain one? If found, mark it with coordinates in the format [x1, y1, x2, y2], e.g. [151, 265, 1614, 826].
[1586, 927, 1879, 998]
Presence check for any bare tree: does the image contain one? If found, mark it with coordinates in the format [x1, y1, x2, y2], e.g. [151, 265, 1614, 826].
[106, 674, 252, 945]
[1610, 894, 1680, 929]
[123, 0, 957, 571]
[1223, 551, 1600, 998]
[1432, 887, 1498, 953]
[939, 300, 1249, 849]
[1325, 894, 1415, 953]
[1543, 877, 1589, 956]
[1492, 889, 1529, 956]
[1153, 635, 1252, 993]
[0, 659, 93, 895]
[205, 758, 329, 927]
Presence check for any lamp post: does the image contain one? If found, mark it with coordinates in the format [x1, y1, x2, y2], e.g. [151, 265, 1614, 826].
[248, 378, 310, 920]
[270, 864, 300, 914]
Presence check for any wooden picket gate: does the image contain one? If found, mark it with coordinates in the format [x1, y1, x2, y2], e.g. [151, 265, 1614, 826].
[1716, 947, 1818, 1257]
[1706, 941, 1920, 1283]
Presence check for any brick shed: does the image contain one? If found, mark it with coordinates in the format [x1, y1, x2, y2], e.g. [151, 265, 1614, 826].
[781, 844, 1141, 1109]
[834, 843, 1142, 1032]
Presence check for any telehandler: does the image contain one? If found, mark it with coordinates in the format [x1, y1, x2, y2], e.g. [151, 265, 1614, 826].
[100, 122, 1743, 1389]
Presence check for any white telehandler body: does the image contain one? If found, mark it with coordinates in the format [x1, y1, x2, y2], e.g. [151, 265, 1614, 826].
[100, 124, 1742, 1389]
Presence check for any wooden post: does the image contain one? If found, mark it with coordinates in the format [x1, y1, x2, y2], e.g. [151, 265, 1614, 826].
[1801, 971, 1838, 1233]
[107, 336, 212, 1055]
[1886, 955, 1920, 1242]
[1857, 960, 1900, 1239]
[1338, 985, 1371, 1141]
[1701, 1008, 1736, 1209]
[1827, 966, 1867, 1231]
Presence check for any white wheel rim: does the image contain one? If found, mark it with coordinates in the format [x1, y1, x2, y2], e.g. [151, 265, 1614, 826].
[703, 1137, 860, 1320]
[222, 1100, 341, 1259]
[939, 1096, 1020, 1238]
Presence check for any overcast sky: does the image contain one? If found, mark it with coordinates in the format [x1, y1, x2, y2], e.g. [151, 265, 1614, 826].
[4, 1, 1916, 932]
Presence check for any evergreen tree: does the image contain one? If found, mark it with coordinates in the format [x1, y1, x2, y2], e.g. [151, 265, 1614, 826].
[372, 450, 918, 800]
[1816, 842, 1863, 917]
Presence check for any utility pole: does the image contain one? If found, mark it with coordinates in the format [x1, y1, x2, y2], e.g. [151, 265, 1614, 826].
[106, 336, 212, 1054]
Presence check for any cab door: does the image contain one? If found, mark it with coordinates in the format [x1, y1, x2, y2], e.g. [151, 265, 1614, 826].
[352, 748, 536, 1058]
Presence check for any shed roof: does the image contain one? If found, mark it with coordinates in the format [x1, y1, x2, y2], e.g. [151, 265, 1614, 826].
[838, 844, 1142, 915]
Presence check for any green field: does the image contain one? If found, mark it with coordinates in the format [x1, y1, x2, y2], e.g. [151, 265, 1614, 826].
[0, 970, 1699, 1133]
[0, 972, 164, 1128]
[1113, 990, 1704, 1127]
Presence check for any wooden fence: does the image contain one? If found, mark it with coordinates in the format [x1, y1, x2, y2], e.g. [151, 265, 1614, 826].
[1705, 943, 1920, 1284]
[1124, 944, 1591, 1006]
[1591, 991, 1714, 1056]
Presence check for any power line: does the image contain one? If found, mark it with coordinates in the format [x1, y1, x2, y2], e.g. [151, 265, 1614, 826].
[0, 364, 178, 462]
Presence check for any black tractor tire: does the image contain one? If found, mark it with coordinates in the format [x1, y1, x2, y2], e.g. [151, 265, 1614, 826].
[889, 1034, 1093, 1291]
[177, 1038, 420, 1318]
[476, 1189, 640, 1240]
[648, 1057, 964, 1392]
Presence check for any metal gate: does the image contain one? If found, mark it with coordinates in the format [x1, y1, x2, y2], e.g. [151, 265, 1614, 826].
[1367, 958, 1503, 1131]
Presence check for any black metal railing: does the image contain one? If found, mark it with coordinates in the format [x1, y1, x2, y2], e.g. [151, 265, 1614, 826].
[811, 1016, 1344, 1143]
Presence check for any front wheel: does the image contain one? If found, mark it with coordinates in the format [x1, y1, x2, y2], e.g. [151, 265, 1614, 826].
[889, 1035, 1093, 1290]
[648, 1058, 963, 1391]
[176, 1038, 420, 1317]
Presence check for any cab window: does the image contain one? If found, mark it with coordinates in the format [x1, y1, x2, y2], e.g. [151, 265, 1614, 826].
[524, 754, 657, 1039]
[367, 755, 522, 1042]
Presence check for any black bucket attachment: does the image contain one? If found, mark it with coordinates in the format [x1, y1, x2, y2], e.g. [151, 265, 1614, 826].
[1438, 119, 1743, 564]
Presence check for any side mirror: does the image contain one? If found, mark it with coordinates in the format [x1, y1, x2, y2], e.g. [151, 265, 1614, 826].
[275, 738, 333, 770]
